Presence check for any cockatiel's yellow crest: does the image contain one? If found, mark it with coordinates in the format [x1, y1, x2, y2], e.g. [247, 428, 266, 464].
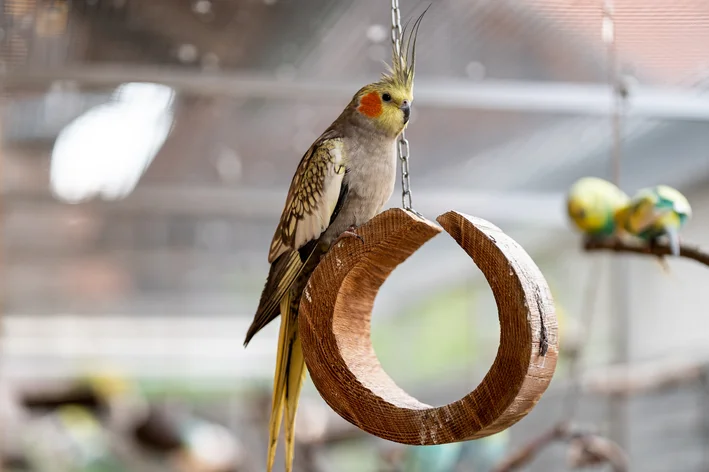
[243, 7, 428, 472]
[350, 8, 424, 137]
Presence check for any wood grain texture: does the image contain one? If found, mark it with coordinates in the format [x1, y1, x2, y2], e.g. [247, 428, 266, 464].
[298, 208, 558, 445]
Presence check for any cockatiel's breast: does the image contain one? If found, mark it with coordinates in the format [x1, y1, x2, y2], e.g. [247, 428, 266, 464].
[321, 137, 397, 245]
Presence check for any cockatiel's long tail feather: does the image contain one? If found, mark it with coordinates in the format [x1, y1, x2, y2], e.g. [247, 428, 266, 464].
[284, 308, 306, 472]
[266, 291, 305, 472]
[266, 295, 289, 472]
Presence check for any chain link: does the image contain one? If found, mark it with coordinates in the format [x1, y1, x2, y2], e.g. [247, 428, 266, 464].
[391, 0, 419, 215]
[391, 0, 402, 56]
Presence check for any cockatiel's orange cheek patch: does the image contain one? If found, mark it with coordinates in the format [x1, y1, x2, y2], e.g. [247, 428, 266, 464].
[358, 92, 383, 118]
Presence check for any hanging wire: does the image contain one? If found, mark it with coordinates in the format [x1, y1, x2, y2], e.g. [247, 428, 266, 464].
[559, 258, 604, 422]
[391, 0, 421, 216]
[603, 0, 632, 449]
[603, 0, 627, 187]
[558, 0, 629, 430]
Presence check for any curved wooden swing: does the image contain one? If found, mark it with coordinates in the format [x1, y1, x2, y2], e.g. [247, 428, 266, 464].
[298, 208, 558, 445]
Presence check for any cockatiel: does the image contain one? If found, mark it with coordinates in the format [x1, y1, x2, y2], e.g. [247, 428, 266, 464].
[566, 177, 630, 239]
[243, 10, 427, 472]
[614, 184, 692, 256]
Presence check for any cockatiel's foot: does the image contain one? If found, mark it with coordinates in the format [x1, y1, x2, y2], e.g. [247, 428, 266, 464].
[334, 225, 364, 245]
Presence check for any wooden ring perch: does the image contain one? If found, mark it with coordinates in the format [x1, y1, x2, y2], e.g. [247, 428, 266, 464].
[299, 208, 558, 445]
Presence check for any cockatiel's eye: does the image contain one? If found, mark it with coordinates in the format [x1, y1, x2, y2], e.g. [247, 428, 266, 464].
[382, 93, 392, 102]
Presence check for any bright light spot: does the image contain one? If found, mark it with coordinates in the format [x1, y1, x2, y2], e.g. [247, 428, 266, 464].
[177, 43, 199, 63]
[192, 0, 212, 14]
[465, 61, 486, 80]
[215, 146, 242, 183]
[50, 82, 175, 204]
[602, 16, 614, 44]
[186, 422, 241, 468]
[366, 24, 387, 43]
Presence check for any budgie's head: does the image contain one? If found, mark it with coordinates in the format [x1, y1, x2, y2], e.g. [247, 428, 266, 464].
[351, 8, 428, 138]
[652, 185, 692, 219]
[566, 177, 629, 236]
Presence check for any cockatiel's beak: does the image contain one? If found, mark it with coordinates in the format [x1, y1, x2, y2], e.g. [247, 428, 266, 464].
[400, 100, 411, 123]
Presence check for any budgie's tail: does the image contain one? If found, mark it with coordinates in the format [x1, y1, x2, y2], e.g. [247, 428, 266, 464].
[267, 290, 307, 472]
[655, 255, 671, 274]
[665, 225, 681, 257]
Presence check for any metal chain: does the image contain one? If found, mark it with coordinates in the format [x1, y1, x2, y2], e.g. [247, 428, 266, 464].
[391, 0, 419, 215]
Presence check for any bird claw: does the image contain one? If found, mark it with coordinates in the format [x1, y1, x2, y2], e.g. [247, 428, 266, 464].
[334, 226, 364, 245]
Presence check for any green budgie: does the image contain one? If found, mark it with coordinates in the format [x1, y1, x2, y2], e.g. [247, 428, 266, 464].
[566, 177, 630, 239]
[615, 184, 692, 256]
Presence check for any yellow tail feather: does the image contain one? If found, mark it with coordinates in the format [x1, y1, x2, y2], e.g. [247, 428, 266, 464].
[266, 297, 289, 472]
[285, 331, 306, 472]
[266, 291, 307, 472]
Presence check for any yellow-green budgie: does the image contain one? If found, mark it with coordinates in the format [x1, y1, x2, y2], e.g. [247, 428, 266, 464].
[243, 11, 427, 472]
[566, 177, 630, 238]
[614, 185, 692, 256]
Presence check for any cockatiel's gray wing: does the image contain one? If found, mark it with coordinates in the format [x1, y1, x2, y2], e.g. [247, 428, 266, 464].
[244, 131, 348, 345]
[268, 132, 347, 263]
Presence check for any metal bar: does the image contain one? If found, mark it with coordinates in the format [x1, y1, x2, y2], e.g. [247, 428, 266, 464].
[3, 185, 568, 226]
[604, 0, 630, 450]
[608, 257, 631, 450]
[3, 66, 709, 120]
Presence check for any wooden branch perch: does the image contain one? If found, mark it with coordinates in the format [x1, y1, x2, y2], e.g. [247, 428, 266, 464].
[492, 423, 568, 472]
[583, 358, 706, 396]
[494, 424, 628, 472]
[298, 208, 558, 445]
[584, 238, 709, 267]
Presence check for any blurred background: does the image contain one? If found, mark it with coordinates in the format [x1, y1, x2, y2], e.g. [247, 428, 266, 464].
[1, 0, 709, 471]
